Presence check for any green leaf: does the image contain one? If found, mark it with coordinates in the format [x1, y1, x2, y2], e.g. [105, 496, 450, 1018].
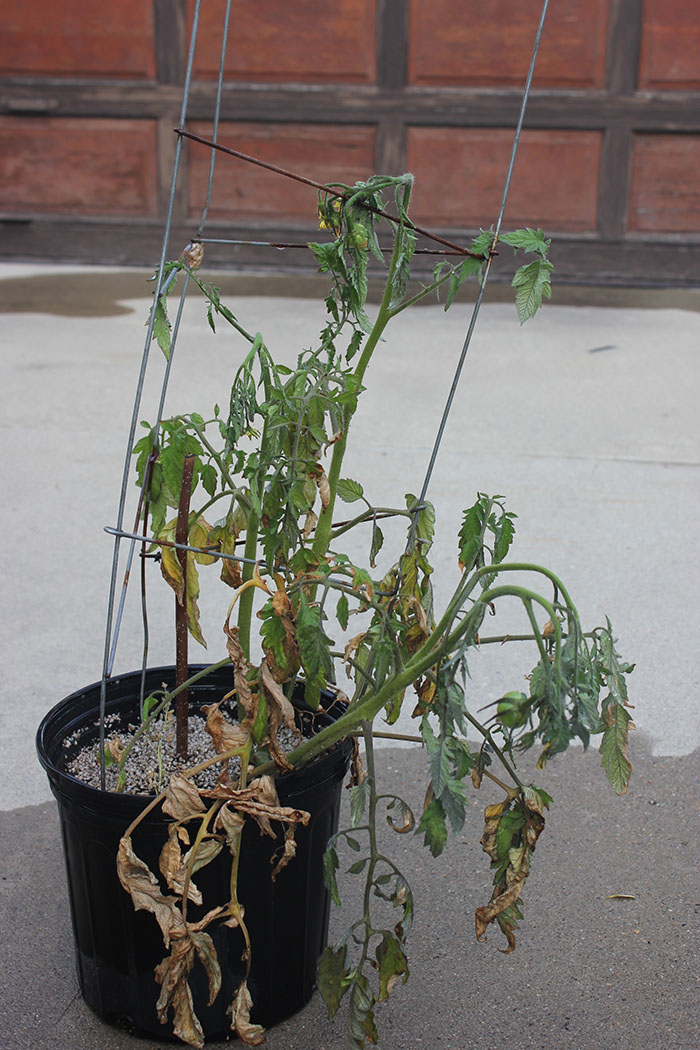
[336, 593, 349, 631]
[337, 478, 365, 503]
[317, 943, 351, 1019]
[599, 698, 634, 794]
[471, 228, 494, 255]
[511, 258, 554, 324]
[349, 779, 370, 828]
[417, 797, 448, 857]
[296, 592, 333, 687]
[369, 521, 384, 568]
[348, 858, 368, 874]
[458, 494, 491, 571]
[150, 294, 172, 359]
[500, 227, 551, 256]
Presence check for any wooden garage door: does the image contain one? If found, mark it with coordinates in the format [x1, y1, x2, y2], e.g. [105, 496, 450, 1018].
[1, 0, 698, 286]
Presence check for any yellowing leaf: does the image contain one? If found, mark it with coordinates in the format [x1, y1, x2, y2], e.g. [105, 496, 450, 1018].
[190, 517, 217, 565]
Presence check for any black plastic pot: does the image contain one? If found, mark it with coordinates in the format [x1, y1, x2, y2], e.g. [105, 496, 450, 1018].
[36, 665, 352, 1041]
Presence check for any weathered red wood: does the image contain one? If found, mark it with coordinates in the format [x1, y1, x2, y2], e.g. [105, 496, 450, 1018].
[0, 1, 156, 79]
[408, 0, 609, 88]
[189, 0, 377, 83]
[0, 117, 159, 216]
[406, 128, 602, 232]
[638, 0, 700, 90]
[629, 134, 700, 233]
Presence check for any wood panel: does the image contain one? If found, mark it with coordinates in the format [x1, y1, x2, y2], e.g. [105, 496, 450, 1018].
[408, 0, 609, 87]
[187, 122, 376, 221]
[189, 0, 377, 82]
[0, 1, 156, 79]
[0, 118, 159, 216]
[1, 0, 699, 285]
[407, 128, 602, 231]
[638, 0, 700, 90]
[628, 134, 700, 232]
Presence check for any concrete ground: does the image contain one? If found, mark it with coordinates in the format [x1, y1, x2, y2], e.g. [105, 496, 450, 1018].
[1, 263, 699, 1049]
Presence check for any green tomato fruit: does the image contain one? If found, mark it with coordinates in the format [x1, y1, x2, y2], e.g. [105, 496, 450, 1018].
[496, 691, 530, 729]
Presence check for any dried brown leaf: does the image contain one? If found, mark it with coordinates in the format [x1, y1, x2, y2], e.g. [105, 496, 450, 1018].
[159, 826, 203, 905]
[208, 778, 310, 840]
[162, 773, 206, 822]
[344, 632, 366, 670]
[474, 795, 545, 954]
[261, 660, 300, 770]
[229, 980, 266, 1046]
[203, 702, 249, 755]
[117, 836, 184, 948]
[271, 824, 298, 880]
[302, 508, 318, 538]
[190, 929, 221, 1007]
[348, 738, 366, 788]
[155, 934, 203, 1049]
[224, 621, 257, 720]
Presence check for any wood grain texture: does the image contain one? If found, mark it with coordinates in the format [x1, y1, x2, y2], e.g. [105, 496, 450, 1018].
[408, 0, 609, 87]
[0, 1, 156, 79]
[189, 0, 377, 83]
[406, 128, 602, 232]
[0, 117, 159, 216]
[629, 134, 700, 232]
[638, 0, 700, 90]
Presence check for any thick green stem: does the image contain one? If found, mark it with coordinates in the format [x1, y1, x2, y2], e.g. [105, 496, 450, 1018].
[311, 222, 406, 563]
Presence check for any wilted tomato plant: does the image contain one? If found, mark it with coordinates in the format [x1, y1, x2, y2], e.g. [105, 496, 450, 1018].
[117, 173, 633, 1048]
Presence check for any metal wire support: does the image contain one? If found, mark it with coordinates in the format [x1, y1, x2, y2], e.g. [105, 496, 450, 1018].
[97, 0, 551, 785]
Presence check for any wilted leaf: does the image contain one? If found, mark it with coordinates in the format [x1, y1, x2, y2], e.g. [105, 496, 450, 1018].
[203, 702, 249, 756]
[311, 465, 331, 509]
[117, 836, 186, 945]
[271, 823, 298, 879]
[223, 620, 257, 720]
[229, 980, 265, 1046]
[208, 775, 310, 844]
[162, 773, 206, 822]
[190, 929, 221, 1007]
[155, 934, 203, 1048]
[159, 825, 203, 905]
[386, 797, 414, 834]
[261, 660, 301, 770]
[317, 943, 351, 1019]
[475, 792, 545, 953]
[376, 932, 409, 1001]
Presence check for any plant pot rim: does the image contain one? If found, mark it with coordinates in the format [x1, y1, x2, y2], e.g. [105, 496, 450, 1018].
[36, 663, 353, 805]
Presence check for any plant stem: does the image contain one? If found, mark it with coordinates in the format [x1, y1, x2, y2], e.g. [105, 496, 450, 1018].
[311, 222, 405, 563]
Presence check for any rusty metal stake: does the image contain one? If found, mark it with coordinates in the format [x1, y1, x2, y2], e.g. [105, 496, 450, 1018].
[175, 454, 196, 760]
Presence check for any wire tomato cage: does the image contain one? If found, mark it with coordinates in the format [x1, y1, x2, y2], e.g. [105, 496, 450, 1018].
[97, 0, 552, 783]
